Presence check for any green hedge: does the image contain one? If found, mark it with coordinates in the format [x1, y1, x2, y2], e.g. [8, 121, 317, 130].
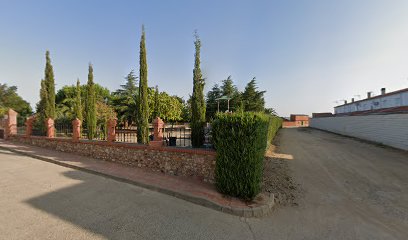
[212, 113, 265, 199]
[267, 116, 283, 146]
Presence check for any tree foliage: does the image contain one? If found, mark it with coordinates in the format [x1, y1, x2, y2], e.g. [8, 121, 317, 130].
[205, 84, 222, 120]
[191, 32, 206, 147]
[0, 83, 32, 125]
[206, 76, 242, 120]
[137, 25, 150, 144]
[149, 88, 182, 122]
[242, 78, 265, 112]
[152, 85, 159, 119]
[74, 79, 83, 121]
[111, 70, 138, 126]
[44, 51, 56, 119]
[86, 64, 97, 140]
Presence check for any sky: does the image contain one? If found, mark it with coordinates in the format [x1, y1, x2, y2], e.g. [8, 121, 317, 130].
[1, 0, 408, 117]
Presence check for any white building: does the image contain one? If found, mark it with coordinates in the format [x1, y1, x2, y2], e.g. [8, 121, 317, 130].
[334, 88, 408, 115]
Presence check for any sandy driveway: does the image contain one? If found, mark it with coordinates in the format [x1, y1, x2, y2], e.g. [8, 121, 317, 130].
[251, 128, 408, 239]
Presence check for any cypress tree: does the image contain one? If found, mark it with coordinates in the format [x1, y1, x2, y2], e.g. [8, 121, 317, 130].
[191, 32, 206, 147]
[86, 64, 96, 140]
[44, 51, 56, 119]
[137, 25, 150, 144]
[35, 79, 48, 134]
[74, 79, 83, 121]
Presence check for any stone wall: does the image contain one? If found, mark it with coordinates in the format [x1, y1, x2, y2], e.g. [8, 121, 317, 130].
[310, 113, 408, 151]
[9, 135, 216, 182]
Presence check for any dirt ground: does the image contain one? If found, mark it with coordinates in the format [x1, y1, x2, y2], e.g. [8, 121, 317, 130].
[262, 133, 301, 206]
[256, 128, 408, 239]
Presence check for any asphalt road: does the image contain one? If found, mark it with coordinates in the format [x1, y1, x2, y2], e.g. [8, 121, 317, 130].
[1, 128, 408, 239]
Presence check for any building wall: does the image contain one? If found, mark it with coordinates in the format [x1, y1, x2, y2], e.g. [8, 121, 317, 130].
[282, 120, 309, 128]
[310, 113, 408, 151]
[335, 91, 408, 114]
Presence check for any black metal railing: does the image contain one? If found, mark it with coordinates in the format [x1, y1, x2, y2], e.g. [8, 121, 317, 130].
[17, 126, 26, 135]
[55, 123, 73, 138]
[112, 123, 213, 149]
[115, 125, 138, 143]
[162, 126, 192, 147]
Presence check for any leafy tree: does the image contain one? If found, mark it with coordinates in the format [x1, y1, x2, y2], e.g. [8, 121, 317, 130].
[111, 70, 138, 126]
[242, 78, 265, 112]
[96, 101, 117, 139]
[86, 63, 97, 139]
[0, 83, 32, 125]
[137, 25, 150, 144]
[152, 91, 182, 122]
[55, 83, 109, 123]
[74, 79, 83, 121]
[153, 85, 159, 119]
[191, 32, 206, 147]
[181, 96, 192, 122]
[173, 95, 191, 122]
[205, 84, 222, 120]
[44, 51, 56, 119]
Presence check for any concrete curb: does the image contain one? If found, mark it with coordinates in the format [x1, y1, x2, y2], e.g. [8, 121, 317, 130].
[0, 144, 275, 218]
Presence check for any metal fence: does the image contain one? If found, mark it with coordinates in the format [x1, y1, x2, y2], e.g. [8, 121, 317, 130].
[55, 123, 73, 138]
[115, 125, 138, 143]
[163, 126, 192, 147]
[114, 125, 193, 147]
[81, 126, 107, 141]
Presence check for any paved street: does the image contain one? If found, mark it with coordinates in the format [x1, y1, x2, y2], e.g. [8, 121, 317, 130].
[1, 128, 408, 239]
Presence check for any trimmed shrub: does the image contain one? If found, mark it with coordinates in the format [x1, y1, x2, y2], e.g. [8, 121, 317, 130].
[212, 112, 270, 199]
[267, 116, 283, 146]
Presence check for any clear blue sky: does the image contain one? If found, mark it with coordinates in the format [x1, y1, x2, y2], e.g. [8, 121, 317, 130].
[1, 0, 408, 116]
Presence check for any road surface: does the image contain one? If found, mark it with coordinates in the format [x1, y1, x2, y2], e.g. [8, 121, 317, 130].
[1, 128, 407, 239]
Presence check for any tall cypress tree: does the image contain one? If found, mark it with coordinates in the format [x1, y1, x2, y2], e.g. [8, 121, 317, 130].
[191, 32, 206, 147]
[86, 64, 96, 139]
[44, 51, 56, 119]
[74, 79, 83, 121]
[35, 79, 48, 134]
[137, 25, 149, 144]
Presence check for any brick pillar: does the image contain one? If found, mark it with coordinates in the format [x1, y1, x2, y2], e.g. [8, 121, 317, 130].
[45, 118, 55, 138]
[4, 109, 17, 139]
[150, 117, 164, 147]
[25, 116, 35, 137]
[72, 118, 81, 142]
[107, 118, 117, 143]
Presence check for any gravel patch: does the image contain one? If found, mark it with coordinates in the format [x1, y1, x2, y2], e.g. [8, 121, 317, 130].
[262, 133, 301, 206]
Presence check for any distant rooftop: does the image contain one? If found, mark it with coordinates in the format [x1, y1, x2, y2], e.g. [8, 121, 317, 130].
[335, 87, 408, 108]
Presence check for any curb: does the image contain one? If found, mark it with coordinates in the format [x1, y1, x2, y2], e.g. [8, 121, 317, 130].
[0, 144, 275, 218]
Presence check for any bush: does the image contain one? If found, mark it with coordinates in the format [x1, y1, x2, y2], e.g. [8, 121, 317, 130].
[212, 112, 270, 199]
[267, 116, 283, 146]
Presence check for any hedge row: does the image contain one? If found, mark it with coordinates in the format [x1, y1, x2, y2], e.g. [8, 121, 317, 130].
[267, 115, 283, 146]
[212, 112, 282, 200]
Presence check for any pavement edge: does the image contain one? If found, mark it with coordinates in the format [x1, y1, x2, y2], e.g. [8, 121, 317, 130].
[0, 144, 275, 218]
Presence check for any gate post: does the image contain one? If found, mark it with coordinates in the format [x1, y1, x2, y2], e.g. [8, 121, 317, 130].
[72, 118, 81, 142]
[150, 117, 164, 147]
[4, 109, 17, 139]
[45, 118, 55, 138]
[107, 118, 117, 143]
[25, 116, 35, 137]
